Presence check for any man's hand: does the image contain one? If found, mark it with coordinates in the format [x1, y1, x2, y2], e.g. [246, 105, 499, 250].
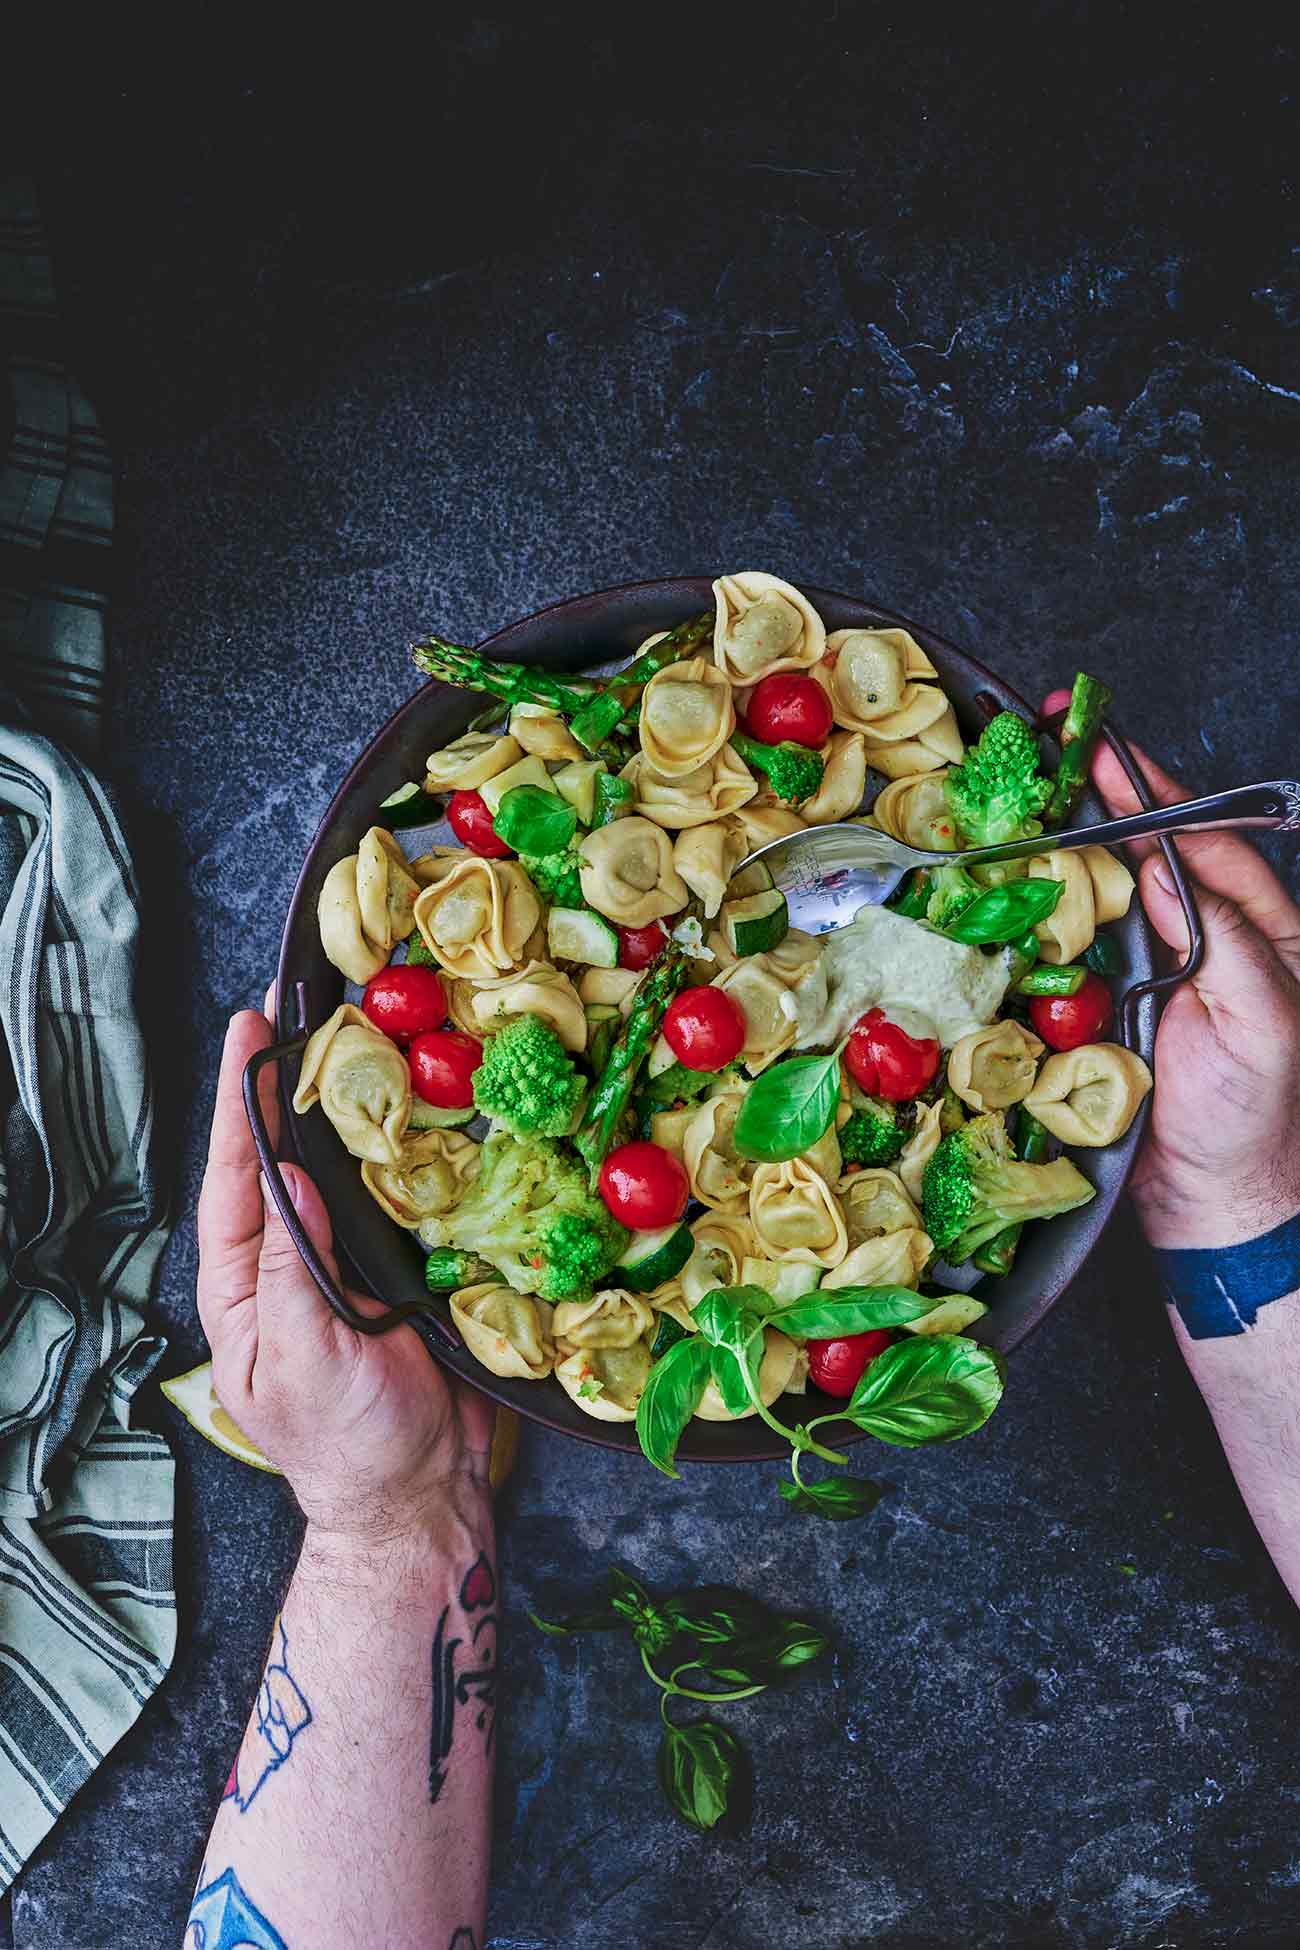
[1044, 690, 1300, 1251]
[196, 997, 494, 1545]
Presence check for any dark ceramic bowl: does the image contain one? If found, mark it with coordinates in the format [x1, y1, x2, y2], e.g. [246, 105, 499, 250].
[275, 577, 1158, 1463]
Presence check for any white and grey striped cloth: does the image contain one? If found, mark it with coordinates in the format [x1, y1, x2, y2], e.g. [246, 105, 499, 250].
[0, 177, 176, 1889]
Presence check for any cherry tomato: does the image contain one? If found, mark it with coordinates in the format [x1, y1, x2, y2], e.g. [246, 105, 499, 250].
[619, 920, 669, 970]
[663, 985, 746, 1071]
[844, 1007, 940, 1102]
[408, 1029, 482, 1107]
[447, 789, 513, 857]
[361, 964, 448, 1042]
[745, 672, 834, 750]
[598, 1140, 690, 1229]
[807, 1329, 895, 1399]
[1029, 970, 1114, 1051]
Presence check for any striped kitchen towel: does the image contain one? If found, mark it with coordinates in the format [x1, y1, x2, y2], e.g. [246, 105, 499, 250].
[0, 178, 176, 1891]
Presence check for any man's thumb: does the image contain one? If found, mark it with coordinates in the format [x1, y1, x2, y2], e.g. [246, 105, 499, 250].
[1142, 854, 1286, 1016]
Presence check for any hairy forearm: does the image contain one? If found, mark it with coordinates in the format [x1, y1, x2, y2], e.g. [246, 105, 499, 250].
[1172, 1291, 1300, 1607]
[188, 1495, 496, 1950]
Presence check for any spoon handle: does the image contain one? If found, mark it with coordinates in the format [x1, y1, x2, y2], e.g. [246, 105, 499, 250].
[958, 779, 1300, 869]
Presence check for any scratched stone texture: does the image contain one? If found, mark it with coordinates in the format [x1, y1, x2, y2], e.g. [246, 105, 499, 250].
[6, 10, 1300, 1948]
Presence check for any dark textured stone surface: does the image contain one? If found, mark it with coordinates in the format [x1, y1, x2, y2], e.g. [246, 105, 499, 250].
[8, 13, 1300, 1946]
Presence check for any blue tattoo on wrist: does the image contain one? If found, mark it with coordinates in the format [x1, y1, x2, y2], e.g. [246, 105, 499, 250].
[185, 1865, 286, 1950]
[1156, 1209, 1300, 1340]
[222, 1617, 312, 1812]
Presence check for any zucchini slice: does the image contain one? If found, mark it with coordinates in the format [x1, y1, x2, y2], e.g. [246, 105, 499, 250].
[727, 857, 776, 900]
[552, 758, 605, 825]
[376, 781, 436, 831]
[722, 888, 789, 956]
[408, 1098, 475, 1130]
[617, 1223, 695, 1291]
[548, 907, 619, 968]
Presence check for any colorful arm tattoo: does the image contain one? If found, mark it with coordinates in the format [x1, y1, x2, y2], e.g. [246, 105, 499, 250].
[430, 1551, 498, 1804]
[221, 1617, 312, 1813]
[185, 1865, 286, 1950]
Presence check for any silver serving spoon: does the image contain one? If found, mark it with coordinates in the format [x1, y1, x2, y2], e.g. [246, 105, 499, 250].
[738, 778, 1300, 935]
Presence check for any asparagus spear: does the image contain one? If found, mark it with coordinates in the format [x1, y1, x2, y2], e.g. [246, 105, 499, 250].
[970, 1110, 1050, 1276]
[567, 611, 715, 753]
[412, 637, 596, 719]
[1045, 672, 1111, 827]
[575, 944, 688, 1179]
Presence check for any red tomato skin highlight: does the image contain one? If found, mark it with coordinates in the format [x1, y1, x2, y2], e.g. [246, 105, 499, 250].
[662, 986, 747, 1071]
[746, 672, 834, 749]
[1029, 972, 1114, 1051]
[618, 920, 670, 970]
[408, 1029, 483, 1107]
[807, 1328, 895, 1398]
[844, 1007, 940, 1103]
[361, 964, 449, 1043]
[598, 1141, 690, 1229]
[447, 789, 513, 857]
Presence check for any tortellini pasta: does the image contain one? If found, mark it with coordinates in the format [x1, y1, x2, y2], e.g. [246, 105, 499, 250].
[465, 961, 587, 1052]
[712, 572, 827, 684]
[948, 1020, 1045, 1112]
[898, 1098, 944, 1205]
[639, 656, 736, 776]
[821, 1227, 933, 1291]
[292, 1004, 411, 1165]
[450, 1283, 556, 1380]
[578, 966, 643, 1016]
[508, 702, 584, 762]
[650, 1104, 699, 1161]
[871, 770, 959, 851]
[708, 930, 824, 1077]
[361, 1129, 480, 1228]
[423, 731, 522, 793]
[749, 1158, 848, 1267]
[412, 855, 541, 980]
[318, 828, 422, 984]
[837, 1167, 923, 1246]
[553, 1289, 656, 1350]
[679, 1212, 759, 1310]
[800, 731, 868, 825]
[694, 1327, 801, 1420]
[682, 1087, 752, 1213]
[555, 1339, 653, 1421]
[857, 680, 964, 779]
[578, 817, 688, 926]
[620, 746, 758, 830]
[1024, 1043, 1153, 1146]
[733, 801, 807, 849]
[817, 627, 938, 730]
[1028, 846, 1135, 964]
[673, 817, 748, 918]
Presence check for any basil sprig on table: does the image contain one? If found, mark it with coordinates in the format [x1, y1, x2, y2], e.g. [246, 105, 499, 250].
[733, 1049, 842, 1163]
[937, 877, 1063, 945]
[635, 1286, 1007, 1516]
[531, 1567, 829, 1832]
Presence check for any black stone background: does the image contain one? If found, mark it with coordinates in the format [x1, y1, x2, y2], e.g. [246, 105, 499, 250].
[6, 9, 1300, 1945]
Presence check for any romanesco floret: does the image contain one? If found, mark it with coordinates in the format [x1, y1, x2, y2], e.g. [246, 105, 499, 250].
[472, 1013, 585, 1137]
[944, 712, 1053, 848]
[839, 1099, 904, 1166]
[519, 846, 586, 908]
[921, 1111, 1094, 1262]
[419, 1130, 628, 1300]
[925, 864, 983, 933]
[730, 731, 825, 804]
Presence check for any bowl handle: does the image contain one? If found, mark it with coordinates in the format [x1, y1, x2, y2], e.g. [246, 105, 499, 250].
[242, 1007, 461, 1349]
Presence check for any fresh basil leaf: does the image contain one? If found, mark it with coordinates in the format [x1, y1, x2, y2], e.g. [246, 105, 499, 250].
[693, 1289, 768, 1417]
[527, 1606, 626, 1636]
[939, 878, 1063, 945]
[776, 1286, 941, 1340]
[662, 1590, 775, 1647]
[635, 1335, 713, 1479]
[733, 1050, 841, 1162]
[844, 1335, 1006, 1447]
[779, 1478, 884, 1520]
[688, 1619, 831, 1685]
[709, 1343, 757, 1419]
[1085, 931, 1123, 977]
[656, 1720, 747, 1832]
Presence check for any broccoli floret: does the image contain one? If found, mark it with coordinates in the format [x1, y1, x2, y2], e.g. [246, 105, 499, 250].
[731, 731, 825, 804]
[424, 1248, 494, 1290]
[839, 1098, 905, 1166]
[404, 928, 437, 967]
[636, 1060, 739, 1111]
[472, 1014, 585, 1137]
[921, 1112, 1095, 1262]
[925, 864, 982, 932]
[519, 846, 586, 908]
[420, 1131, 628, 1301]
[944, 712, 1053, 848]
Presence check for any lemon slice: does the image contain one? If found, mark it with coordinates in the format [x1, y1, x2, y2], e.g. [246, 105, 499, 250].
[160, 1361, 282, 1474]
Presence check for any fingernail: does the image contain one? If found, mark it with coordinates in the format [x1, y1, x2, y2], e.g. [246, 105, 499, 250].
[1153, 859, 1175, 898]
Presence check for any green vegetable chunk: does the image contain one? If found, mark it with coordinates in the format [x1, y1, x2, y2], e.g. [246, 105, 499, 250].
[888, 867, 934, 919]
[590, 771, 636, 827]
[944, 711, 1053, 848]
[729, 730, 824, 804]
[971, 1108, 1051, 1275]
[411, 637, 593, 719]
[838, 1097, 904, 1166]
[576, 946, 688, 1178]
[1013, 963, 1087, 997]
[419, 1130, 627, 1301]
[493, 783, 577, 854]
[1085, 932, 1123, 977]
[404, 928, 437, 967]
[518, 845, 586, 908]
[471, 1013, 585, 1137]
[1045, 671, 1112, 827]
[568, 610, 715, 754]
[376, 781, 435, 830]
[423, 1248, 491, 1290]
[921, 1111, 1094, 1262]
[924, 863, 983, 933]
[636, 1059, 739, 1111]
